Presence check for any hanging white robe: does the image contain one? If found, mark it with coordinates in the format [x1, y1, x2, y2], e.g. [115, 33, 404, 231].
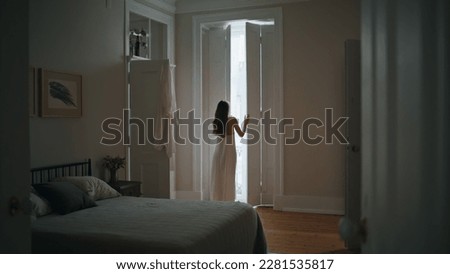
[154, 60, 177, 158]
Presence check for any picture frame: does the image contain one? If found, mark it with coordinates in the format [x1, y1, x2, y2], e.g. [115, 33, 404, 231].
[29, 67, 37, 117]
[39, 69, 82, 117]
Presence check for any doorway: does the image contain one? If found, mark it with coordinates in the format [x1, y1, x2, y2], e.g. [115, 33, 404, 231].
[194, 8, 284, 206]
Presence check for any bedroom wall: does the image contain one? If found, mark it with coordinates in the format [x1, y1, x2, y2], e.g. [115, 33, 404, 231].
[279, 0, 360, 212]
[29, 0, 126, 179]
[175, 0, 360, 212]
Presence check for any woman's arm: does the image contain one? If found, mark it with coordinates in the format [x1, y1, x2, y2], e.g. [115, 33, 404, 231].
[230, 115, 250, 137]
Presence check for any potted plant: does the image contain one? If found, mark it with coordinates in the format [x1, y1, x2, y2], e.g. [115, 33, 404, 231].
[103, 155, 126, 184]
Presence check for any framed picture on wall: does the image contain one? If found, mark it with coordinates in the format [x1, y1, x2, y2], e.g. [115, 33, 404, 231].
[29, 67, 37, 117]
[40, 69, 82, 117]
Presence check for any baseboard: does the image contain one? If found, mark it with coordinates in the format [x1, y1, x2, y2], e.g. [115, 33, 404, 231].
[274, 195, 345, 215]
[175, 191, 202, 200]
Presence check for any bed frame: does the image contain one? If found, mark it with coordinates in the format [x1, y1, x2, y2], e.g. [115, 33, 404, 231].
[31, 159, 92, 185]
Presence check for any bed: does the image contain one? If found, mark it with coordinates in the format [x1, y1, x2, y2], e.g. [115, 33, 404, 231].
[30, 159, 266, 254]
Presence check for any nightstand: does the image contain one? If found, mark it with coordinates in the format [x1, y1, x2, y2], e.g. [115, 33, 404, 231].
[111, 180, 142, 197]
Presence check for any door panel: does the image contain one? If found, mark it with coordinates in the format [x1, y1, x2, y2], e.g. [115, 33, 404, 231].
[129, 60, 170, 198]
[201, 26, 231, 200]
[246, 22, 262, 205]
[261, 25, 275, 205]
[208, 27, 230, 103]
[247, 23, 276, 205]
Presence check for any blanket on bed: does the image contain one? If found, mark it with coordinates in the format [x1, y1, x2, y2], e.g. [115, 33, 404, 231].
[32, 196, 266, 254]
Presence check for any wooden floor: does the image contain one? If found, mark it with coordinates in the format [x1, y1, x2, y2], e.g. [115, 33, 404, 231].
[256, 207, 347, 254]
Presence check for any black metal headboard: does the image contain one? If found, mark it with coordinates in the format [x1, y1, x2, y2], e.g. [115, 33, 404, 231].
[31, 159, 92, 185]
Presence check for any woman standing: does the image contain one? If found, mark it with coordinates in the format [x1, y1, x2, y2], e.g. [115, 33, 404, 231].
[210, 101, 249, 201]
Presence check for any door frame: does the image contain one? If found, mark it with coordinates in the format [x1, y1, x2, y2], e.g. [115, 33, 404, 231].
[344, 39, 361, 249]
[0, 0, 31, 252]
[192, 8, 284, 202]
[124, 1, 175, 197]
[361, 0, 450, 253]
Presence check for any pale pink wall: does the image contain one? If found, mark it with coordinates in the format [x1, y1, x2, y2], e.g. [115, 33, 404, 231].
[282, 0, 360, 197]
[29, 0, 126, 179]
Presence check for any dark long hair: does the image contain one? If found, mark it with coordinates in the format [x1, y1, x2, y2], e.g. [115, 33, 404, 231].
[213, 100, 229, 136]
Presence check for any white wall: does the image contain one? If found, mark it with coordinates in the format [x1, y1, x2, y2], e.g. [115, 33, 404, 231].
[174, 13, 197, 195]
[175, 0, 360, 212]
[279, 0, 360, 212]
[29, 0, 126, 179]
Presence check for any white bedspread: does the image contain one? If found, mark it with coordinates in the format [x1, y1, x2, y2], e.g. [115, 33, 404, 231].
[32, 196, 266, 254]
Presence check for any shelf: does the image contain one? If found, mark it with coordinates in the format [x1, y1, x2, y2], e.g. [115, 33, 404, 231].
[128, 55, 150, 62]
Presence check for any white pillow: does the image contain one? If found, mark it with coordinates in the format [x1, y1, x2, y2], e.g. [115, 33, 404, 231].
[30, 191, 53, 217]
[53, 176, 121, 201]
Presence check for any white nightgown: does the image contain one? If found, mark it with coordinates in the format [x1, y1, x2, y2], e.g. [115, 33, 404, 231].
[210, 132, 237, 201]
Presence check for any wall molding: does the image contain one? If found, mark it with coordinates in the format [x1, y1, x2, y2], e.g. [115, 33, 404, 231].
[176, 0, 310, 14]
[136, 0, 176, 15]
[274, 195, 345, 215]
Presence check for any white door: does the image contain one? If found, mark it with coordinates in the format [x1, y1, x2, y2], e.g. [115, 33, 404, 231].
[129, 59, 170, 198]
[201, 25, 231, 200]
[246, 23, 276, 205]
[246, 22, 262, 205]
[260, 24, 276, 205]
[361, 0, 450, 252]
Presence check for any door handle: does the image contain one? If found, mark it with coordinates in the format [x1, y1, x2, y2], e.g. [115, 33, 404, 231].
[351, 145, 360, 152]
[9, 197, 20, 216]
[9, 196, 31, 216]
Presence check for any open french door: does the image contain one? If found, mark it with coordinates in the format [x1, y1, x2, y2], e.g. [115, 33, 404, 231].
[201, 25, 231, 200]
[246, 22, 276, 205]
